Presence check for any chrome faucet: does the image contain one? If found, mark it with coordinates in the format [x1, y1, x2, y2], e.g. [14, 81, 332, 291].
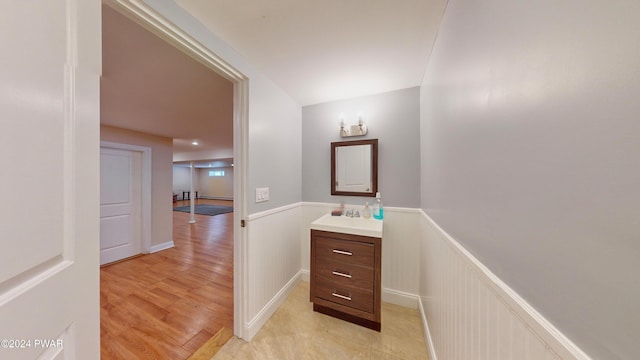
[345, 209, 360, 218]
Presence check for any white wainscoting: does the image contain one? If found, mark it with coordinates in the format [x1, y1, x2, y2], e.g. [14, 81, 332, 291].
[419, 211, 592, 360]
[243, 203, 303, 340]
[380, 207, 421, 309]
[300, 203, 421, 309]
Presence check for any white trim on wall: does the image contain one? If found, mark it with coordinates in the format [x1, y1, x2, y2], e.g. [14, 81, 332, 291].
[247, 202, 301, 221]
[100, 141, 152, 254]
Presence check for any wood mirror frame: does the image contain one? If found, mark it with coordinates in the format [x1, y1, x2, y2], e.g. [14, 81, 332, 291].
[331, 139, 378, 197]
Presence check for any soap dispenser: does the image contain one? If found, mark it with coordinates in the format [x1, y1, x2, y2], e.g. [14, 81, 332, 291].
[373, 192, 384, 220]
[363, 202, 372, 219]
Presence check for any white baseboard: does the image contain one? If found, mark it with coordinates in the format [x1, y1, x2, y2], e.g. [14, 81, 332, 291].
[300, 269, 310, 282]
[382, 288, 419, 309]
[148, 241, 174, 253]
[418, 298, 438, 360]
[198, 195, 233, 201]
[244, 270, 303, 341]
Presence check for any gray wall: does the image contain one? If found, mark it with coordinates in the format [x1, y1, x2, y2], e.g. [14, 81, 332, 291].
[248, 78, 302, 213]
[420, 0, 640, 359]
[302, 87, 420, 207]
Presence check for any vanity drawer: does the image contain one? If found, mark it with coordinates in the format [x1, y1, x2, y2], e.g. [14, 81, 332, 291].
[314, 236, 374, 268]
[314, 260, 374, 291]
[315, 280, 374, 313]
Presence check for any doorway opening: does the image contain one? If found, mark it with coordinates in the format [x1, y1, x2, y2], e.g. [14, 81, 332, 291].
[100, 0, 248, 358]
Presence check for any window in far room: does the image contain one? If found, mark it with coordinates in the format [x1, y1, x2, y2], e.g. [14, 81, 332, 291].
[209, 170, 225, 177]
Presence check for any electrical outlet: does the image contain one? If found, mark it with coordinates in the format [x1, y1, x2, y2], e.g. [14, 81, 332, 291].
[255, 187, 269, 203]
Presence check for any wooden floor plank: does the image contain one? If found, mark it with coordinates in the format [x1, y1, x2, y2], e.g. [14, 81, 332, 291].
[182, 329, 214, 354]
[186, 328, 234, 360]
[100, 199, 234, 359]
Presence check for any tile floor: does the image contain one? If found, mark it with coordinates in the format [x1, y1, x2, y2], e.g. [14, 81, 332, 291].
[212, 281, 429, 359]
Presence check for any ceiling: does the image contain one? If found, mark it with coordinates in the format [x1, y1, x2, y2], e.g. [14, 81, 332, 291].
[175, 0, 448, 106]
[101, 1, 446, 164]
[101, 5, 233, 164]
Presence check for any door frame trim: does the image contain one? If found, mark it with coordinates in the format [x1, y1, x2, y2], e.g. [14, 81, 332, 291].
[100, 141, 152, 254]
[103, 0, 249, 338]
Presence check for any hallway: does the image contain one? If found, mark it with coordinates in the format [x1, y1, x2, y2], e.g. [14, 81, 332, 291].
[100, 199, 234, 359]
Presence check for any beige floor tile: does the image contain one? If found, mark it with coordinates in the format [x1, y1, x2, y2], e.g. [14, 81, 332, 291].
[214, 337, 245, 358]
[233, 335, 306, 359]
[212, 281, 429, 360]
[370, 350, 408, 359]
[209, 353, 233, 360]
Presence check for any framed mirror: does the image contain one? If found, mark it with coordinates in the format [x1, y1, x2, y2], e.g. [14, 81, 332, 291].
[331, 139, 378, 197]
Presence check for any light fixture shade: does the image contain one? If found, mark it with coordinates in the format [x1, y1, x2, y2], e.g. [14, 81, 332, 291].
[339, 113, 368, 137]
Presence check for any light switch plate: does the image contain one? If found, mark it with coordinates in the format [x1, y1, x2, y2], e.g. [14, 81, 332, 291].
[256, 187, 269, 203]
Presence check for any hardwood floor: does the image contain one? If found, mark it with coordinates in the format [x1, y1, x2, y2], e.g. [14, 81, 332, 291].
[100, 199, 234, 359]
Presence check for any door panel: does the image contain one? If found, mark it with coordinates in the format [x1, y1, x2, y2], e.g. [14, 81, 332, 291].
[100, 148, 142, 265]
[100, 216, 132, 249]
[100, 150, 132, 204]
[0, 1, 67, 286]
[0, 0, 100, 358]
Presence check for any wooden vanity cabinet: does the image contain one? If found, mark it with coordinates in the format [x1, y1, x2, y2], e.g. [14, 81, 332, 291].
[310, 229, 381, 331]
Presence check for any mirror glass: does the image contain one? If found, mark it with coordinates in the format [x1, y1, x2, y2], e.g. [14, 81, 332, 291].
[331, 139, 378, 197]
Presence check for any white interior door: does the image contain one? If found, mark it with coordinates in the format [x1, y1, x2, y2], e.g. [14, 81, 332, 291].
[100, 147, 142, 265]
[0, 0, 101, 359]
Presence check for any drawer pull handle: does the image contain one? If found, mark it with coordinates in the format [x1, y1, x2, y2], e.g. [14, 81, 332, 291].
[332, 249, 353, 256]
[332, 271, 352, 278]
[332, 292, 352, 301]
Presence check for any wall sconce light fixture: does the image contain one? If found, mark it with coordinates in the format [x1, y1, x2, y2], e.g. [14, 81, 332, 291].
[339, 113, 368, 137]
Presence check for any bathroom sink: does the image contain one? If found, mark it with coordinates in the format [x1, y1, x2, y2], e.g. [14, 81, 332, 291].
[310, 213, 383, 238]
